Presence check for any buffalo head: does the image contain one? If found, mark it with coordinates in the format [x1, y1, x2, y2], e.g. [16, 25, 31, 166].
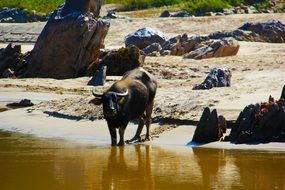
[90, 89, 129, 118]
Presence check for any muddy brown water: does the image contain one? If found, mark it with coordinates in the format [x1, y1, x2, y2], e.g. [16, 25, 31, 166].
[0, 131, 285, 190]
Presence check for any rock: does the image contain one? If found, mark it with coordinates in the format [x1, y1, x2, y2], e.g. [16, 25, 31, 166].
[0, 7, 48, 23]
[6, 99, 34, 108]
[25, 0, 110, 79]
[87, 66, 107, 86]
[238, 20, 285, 43]
[193, 68, 232, 90]
[161, 34, 209, 56]
[209, 20, 285, 43]
[244, 7, 253, 14]
[184, 37, 239, 59]
[216, 12, 225, 16]
[160, 50, 171, 56]
[192, 107, 226, 143]
[160, 10, 170, 17]
[171, 11, 189, 17]
[222, 8, 234, 15]
[204, 12, 215, 16]
[141, 43, 161, 56]
[125, 27, 168, 49]
[104, 11, 117, 19]
[225, 86, 285, 144]
[94, 45, 144, 76]
[209, 29, 261, 42]
[0, 43, 23, 78]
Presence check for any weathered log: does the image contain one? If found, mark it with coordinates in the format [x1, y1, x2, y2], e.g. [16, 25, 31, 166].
[25, 0, 109, 79]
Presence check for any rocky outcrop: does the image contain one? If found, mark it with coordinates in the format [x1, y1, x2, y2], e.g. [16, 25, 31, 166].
[209, 20, 285, 43]
[192, 107, 227, 143]
[125, 27, 168, 49]
[0, 7, 48, 23]
[161, 34, 209, 56]
[225, 86, 285, 144]
[129, 31, 239, 59]
[94, 45, 144, 76]
[184, 37, 240, 59]
[193, 68, 232, 90]
[0, 43, 29, 78]
[24, 0, 109, 79]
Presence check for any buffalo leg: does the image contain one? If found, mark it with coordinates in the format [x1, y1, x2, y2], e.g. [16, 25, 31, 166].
[118, 126, 127, 146]
[145, 100, 154, 141]
[127, 117, 145, 143]
[108, 125, 117, 146]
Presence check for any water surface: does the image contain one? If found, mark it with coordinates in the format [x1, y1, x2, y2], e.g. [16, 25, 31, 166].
[0, 131, 284, 190]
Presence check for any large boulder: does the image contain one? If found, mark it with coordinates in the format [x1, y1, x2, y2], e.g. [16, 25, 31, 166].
[94, 45, 145, 76]
[225, 86, 285, 144]
[238, 20, 285, 43]
[125, 27, 168, 49]
[193, 68, 232, 90]
[209, 20, 285, 43]
[192, 107, 226, 143]
[24, 0, 109, 79]
[184, 37, 240, 59]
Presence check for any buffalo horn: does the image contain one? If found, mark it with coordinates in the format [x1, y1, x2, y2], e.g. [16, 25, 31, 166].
[92, 90, 103, 98]
[115, 89, 129, 97]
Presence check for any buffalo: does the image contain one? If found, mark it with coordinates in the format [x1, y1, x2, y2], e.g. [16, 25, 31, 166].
[90, 68, 157, 146]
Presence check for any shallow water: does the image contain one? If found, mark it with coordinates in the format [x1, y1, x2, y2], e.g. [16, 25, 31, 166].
[0, 131, 285, 190]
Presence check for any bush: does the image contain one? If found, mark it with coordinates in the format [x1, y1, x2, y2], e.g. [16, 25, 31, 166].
[186, 0, 230, 15]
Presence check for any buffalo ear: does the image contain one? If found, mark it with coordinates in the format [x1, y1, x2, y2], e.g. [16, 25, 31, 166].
[89, 98, 102, 105]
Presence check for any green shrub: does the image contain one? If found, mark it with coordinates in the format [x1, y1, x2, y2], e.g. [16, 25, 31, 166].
[186, 0, 231, 15]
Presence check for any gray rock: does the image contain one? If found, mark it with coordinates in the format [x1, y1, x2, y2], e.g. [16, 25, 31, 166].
[192, 68, 232, 90]
[0, 7, 48, 23]
[171, 11, 189, 17]
[104, 11, 117, 19]
[160, 10, 170, 17]
[141, 43, 161, 56]
[238, 20, 285, 43]
[88, 66, 106, 86]
[125, 27, 168, 49]
[209, 20, 285, 43]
